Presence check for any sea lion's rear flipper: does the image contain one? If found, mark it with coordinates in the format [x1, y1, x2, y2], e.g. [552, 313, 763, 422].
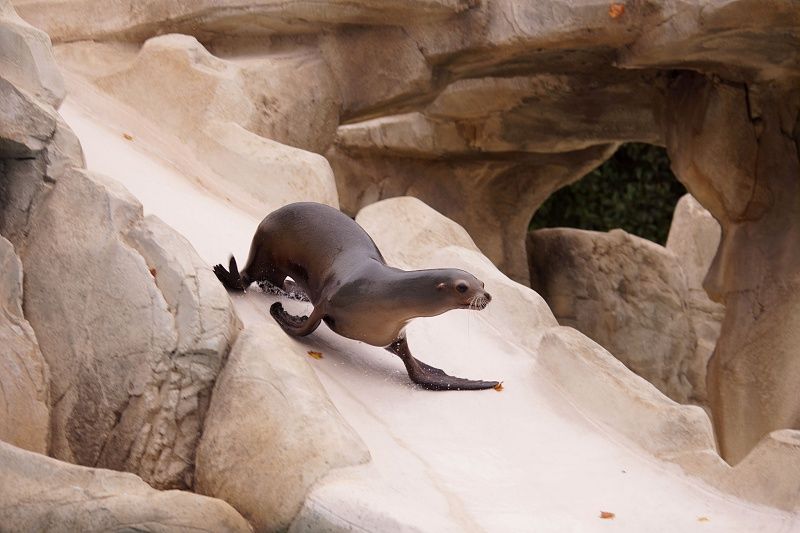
[270, 302, 322, 337]
[213, 256, 247, 291]
[387, 337, 499, 391]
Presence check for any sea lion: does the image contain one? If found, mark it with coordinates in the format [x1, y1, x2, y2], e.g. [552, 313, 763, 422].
[214, 202, 499, 391]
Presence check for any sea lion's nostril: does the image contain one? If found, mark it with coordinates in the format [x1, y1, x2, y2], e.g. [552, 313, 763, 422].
[484, 292, 492, 302]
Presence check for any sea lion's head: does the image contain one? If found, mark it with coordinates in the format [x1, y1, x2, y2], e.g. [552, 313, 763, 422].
[436, 270, 492, 311]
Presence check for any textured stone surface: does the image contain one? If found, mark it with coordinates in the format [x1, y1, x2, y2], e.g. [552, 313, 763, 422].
[235, 45, 342, 153]
[0, 3, 244, 491]
[321, 25, 432, 119]
[537, 327, 716, 460]
[0, 0, 64, 107]
[0, 235, 49, 453]
[3, 165, 240, 489]
[14, 0, 474, 42]
[0, 441, 252, 532]
[665, 73, 800, 464]
[529, 228, 701, 405]
[666, 194, 725, 405]
[720, 430, 800, 511]
[620, 0, 800, 84]
[196, 328, 369, 532]
[82, 34, 339, 216]
[666, 194, 723, 296]
[0, 76, 56, 157]
[198, 120, 338, 215]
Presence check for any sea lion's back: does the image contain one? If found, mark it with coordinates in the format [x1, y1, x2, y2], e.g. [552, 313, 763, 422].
[258, 202, 384, 266]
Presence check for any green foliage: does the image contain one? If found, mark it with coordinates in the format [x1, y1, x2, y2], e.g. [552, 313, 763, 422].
[529, 143, 686, 245]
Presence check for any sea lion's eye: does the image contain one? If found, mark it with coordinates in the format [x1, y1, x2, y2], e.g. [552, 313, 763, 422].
[456, 282, 469, 293]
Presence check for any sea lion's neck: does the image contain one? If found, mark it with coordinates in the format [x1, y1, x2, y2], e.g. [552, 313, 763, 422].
[375, 266, 455, 320]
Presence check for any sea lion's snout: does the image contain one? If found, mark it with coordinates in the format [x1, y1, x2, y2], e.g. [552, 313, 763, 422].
[475, 291, 491, 310]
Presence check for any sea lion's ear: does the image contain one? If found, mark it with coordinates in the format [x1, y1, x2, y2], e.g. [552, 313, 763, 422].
[436, 282, 446, 291]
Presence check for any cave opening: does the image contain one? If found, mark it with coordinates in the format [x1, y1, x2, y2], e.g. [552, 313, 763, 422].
[529, 142, 686, 245]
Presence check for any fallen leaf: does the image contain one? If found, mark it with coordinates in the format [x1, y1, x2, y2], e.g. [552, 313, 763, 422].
[122, 132, 134, 141]
[609, 3, 625, 18]
[149, 267, 157, 277]
[698, 517, 710, 523]
[600, 511, 615, 520]
[493, 382, 504, 392]
[307, 350, 323, 359]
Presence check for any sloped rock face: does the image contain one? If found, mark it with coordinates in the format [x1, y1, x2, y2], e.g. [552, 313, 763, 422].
[0, 441, 252, 532]
[0, 0, 64, 107]
[196, 328, 370, 532]
[529, 228, 700, 405]
[58, 33, 339, 218]
[0, 235, 49, 453]
[3, 164, 240, 489]
[0, 2, 241, 492]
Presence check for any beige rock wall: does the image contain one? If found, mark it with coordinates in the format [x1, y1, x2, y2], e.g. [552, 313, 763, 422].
[196, 328, 370, 532]
[1, 2, 241, 492]
[0, 441, 252, 532]
[666, 194, 725, 404]
[0, 0, 63, 107]
[0, 235, 49, 453]
[60, 34, 339, 218]
[664, 73, 800, 464]
[2, 164, 241, 489]
[529, 228, 701, 405]
[528, 196, 725, 408]
[13, 0, 473, 42]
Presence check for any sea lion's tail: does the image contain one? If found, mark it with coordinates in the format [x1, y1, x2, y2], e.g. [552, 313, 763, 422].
[213, 255, 249, 291]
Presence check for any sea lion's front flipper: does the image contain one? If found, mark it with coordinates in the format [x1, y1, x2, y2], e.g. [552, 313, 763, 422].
[387, 337, 499, 391]
[270, 302, 322, 337]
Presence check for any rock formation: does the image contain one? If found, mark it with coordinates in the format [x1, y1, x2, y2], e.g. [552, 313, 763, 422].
[528, 195, 724, 407]
[196, 328, 370, 531]
[664, 74, 800, 464]
[55, 34, 339, 219]
[3, 0, 800, 528]
[666, 194, 725, 405]
[1, 0, 242, 497]
[529, 228, 701, 405]
[0, 236, 49, 453]
[0, 440, 252, 532]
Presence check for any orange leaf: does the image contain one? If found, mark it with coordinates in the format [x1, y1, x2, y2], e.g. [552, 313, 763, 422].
[122, 132, 134, 141]
[493, 382, 504, 392]
[307, 350, 323, 359]
[609, 3, 625, 18]
[600, 511, 615, 520]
